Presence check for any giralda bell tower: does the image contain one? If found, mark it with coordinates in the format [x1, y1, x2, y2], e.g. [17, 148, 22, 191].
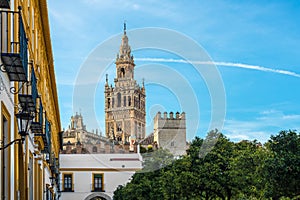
[104, 23, 146, 144]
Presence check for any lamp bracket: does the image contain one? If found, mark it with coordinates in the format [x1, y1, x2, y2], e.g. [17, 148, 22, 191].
[10, 81, 28, 94]
[0, 138, 24, 150]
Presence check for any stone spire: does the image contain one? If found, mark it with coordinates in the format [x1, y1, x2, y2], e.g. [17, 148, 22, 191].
[105, 23, 146, 144]
[117, 22, 133, 62]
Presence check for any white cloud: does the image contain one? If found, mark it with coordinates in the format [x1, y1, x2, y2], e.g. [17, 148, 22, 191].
[223, 110, 300, 143]
[132, 4, 140, 10]
[213, 62, 300, 78]
[225, 133, 250, 140]
[135, 58, 300, 78]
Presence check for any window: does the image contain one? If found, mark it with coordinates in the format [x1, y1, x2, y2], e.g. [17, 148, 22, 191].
[117, 93, 121, 107]
[107, 98, 110, 108]
[117, 123, 122, 132]
[123, 96, 126, 107]
[93, 174, 104, 192]
[63, 174, 73, 192]
[93, 146, 97, 153]
[120, 67, 125, 77]
[128, 96, 131, 106]
[171, 141, 175, 147]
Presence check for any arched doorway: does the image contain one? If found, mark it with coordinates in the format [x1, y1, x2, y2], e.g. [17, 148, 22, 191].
[84, 193, 112, 200]
[91, 197, 106, 200]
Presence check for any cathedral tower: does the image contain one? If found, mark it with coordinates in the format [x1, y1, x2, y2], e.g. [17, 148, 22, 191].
[104, 23, 146, 144]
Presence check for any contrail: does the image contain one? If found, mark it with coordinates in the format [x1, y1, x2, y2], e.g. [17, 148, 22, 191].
[135, 58, 300, 78]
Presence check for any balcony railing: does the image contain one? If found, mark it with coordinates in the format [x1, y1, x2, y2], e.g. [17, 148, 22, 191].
[0, 0, 10, 9]
[0, 8, 28, 83]
[40, 117, 51, 153]
[31, 98, 43, 133]
[18, 69, 38, 136]
[50, 154, 58, 173]
[31, 69, 38, 103]
[44, 118, 51, 152]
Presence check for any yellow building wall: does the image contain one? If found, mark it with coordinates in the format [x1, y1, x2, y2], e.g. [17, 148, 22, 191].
[15, 0, 61, 157]
[4, 0, 62, 199]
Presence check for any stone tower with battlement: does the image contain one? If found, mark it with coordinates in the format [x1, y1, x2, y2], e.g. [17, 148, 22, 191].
[153, 112, 187, 156]
[104, 23, 146, 145]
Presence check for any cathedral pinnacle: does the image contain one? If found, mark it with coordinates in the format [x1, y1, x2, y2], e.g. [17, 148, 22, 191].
[117, 23, 133, 63]
[124, 21, 126, 35]
[105, 74, 108, 86]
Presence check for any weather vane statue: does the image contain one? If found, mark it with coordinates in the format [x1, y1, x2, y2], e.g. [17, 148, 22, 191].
[124, 20, 126, 34]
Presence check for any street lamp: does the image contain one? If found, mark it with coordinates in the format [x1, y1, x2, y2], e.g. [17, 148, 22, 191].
[16, 94, 35, 137]
[16, 109, 34, 139]
[0, 106, 34, 150]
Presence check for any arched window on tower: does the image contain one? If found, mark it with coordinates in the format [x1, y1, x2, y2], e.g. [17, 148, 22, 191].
[134, 96, 137, 108]
[107, 98, 111, 108]
[138, 94, 141, 109]
[117, 93, 121, 107]
[112, 98, 114, 108]
[123, 96, 126, 107]
[117, 123, 122, 132]
[128, 96, 131, 106]
[120, 68, 125, 77]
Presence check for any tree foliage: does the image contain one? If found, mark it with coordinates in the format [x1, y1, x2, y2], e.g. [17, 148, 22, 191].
[263, 130, 300, 199]
[114, 130, 300, 200]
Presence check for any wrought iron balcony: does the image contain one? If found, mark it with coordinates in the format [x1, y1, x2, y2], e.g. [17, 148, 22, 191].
[0, 0, 10, 9]
[29, 69, 44, 133]
[0, 8, 28, 86]
[43, 118, 51, 152]
[35, 108, 51, 153]
[50, 155, 56, 171]
[55, 158, 59, 170]
[31, 98, 43, 133]
[50, 157, 60, 175]
[38, 117, 51, 153]
[18, 94, 36, 114]
[17, 69, 38, 136]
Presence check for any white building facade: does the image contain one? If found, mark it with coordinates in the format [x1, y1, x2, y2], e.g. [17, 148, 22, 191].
[59, 154, 142, 200]
[0, 51, 15, 200]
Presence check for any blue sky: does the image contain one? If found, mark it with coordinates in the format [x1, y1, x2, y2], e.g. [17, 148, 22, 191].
[47, 0, 300, 143]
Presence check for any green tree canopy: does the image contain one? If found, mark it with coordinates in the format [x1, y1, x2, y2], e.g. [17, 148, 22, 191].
[114, 130, 300, 200]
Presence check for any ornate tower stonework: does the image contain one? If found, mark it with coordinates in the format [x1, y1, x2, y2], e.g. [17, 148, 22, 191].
[105, 24, 146, 144]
